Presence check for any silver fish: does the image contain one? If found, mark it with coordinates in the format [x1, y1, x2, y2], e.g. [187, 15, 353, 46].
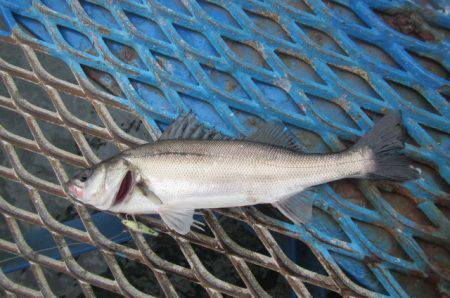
[66, 112, 419, 234]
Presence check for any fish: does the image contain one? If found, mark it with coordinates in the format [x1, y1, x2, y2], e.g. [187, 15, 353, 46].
[65, 111, 419, 234]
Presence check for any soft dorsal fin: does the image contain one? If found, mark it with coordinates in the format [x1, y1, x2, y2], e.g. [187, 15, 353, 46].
[245, 122, 302, 151]
[159, 113, 229, 141]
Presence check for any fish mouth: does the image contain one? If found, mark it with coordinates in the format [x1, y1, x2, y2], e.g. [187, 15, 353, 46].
[112, 170, 134, 206]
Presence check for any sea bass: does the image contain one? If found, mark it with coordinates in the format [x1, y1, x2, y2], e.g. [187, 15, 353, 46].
[66, 111, 419, 234]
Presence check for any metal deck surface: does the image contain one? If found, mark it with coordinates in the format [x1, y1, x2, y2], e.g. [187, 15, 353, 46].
[0, 0, 448, 297]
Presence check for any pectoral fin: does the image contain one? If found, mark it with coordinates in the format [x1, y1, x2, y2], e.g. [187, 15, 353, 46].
[273, 191, 315, 225]
[159, 209, 195, 234]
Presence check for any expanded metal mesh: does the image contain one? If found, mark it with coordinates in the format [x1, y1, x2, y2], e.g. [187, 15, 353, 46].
[0, 0, 448, 297]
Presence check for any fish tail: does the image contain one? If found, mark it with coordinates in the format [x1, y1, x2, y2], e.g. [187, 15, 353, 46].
[351, 111, 420, 181]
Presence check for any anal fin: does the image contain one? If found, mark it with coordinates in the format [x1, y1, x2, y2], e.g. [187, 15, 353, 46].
[273, 191, 315, 225]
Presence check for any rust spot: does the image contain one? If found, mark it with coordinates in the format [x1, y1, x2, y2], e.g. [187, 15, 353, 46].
[98, 27, 110, 35]
[330, 179, 374, 210]
[379, 11, 437, 42]
[117, 46, 138, 63]
[226, 81, 237, 92]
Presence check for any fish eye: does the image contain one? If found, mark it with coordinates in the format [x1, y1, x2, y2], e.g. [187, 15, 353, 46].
[78, 169, 92, 182]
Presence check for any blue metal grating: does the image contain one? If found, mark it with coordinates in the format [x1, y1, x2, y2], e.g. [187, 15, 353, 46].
[0, 0, 448, 297]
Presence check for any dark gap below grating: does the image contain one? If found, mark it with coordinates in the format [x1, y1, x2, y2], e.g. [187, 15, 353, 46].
[0, 179, 36, 213]
[15, 147, 59, 184]
[36, 119, 81, 155]
[195, 212, 215, 238]
[379, 189, 436, 227]
[178, 93, 235, 134]
[435, 200, 450, 220]
[0, 76, 9, 97]
[351, 37, 402, 70]
[191, 243, 245, 288]
[289, 125, 329, 153]
[42, 266, 84, 297]
[0, 41, 31, 70]
[0, 214, 16, 242]
[230, 109, 264, 135]
[414, 237, 450, 275]
[328, 65, 382, 100]
[275, 50, 326, 85]
[390, 270, 440, 298]
[0, 147, 10, 167]
[222, 37, 272, 70]
[255, 203, 291, 223]
[13, 77, 55, 112]
[201, 66, 251, 100]
[60, 92, 104, 127]
[144, 232, 189, 268]
[39, 191, 77, 223]
[410, 159, 449, 193]
[77, 249, 111, 279]
[310, 208, 350, 242]
[124, 11, 169, 42]
[330, 252, 388, 295]
[247, 262, 292, 296]
[305, 282, 343, 298]
[354, 219, 412, 260]
[41, 0, 75, 17]
[130, 79, 177, 115]
[420, 124, 448, 148]
[387, 80, 441, 116]
[218, 214, 270, 256]
[406, 50, 449, 80]
[106, 105, 153, 142]
[376, 10, 439, 42]
[197, 0, 241, 29]
[81, 65, 124, 97]
[115, 254, 165, 296]
[79, 0, 119, 29]
[103, 38, 146, 69]
[0, 10, 8, 32]
[82, 134, 119, 160]
[174, 25, 220, 57]
[92, 285, 123, 297]
[244, 10, 293, 42]
[0, 106, 34, 139]
[270, 230, 328, 275]
[166, 272, 209, 298]
[296, 23, 348, 56]
[61, 161, 85, 181]
[307, 94, 359, 129]
[330, 179, 375, 210]
[11, 13, 52, 44]
[325, 1, 368, 28]
[254, 80, 305, 115]
[34, 50, 78, 85]
[4, 264, 40, 292]
[152, 52, 199, 85]
[286, 0, 314, 14]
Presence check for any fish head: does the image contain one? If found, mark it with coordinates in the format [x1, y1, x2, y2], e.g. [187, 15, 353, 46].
[65, 157, 135, 210]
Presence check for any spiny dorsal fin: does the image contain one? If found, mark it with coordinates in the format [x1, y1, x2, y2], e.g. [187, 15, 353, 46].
[159, 113, 229, 141]
[245, 122, 302, 151]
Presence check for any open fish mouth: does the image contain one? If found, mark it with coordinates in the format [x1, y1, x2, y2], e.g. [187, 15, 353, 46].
[113, 170, 134, 206]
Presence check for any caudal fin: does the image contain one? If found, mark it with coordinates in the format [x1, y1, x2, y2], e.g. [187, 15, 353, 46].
[353, 111, 420, 181]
